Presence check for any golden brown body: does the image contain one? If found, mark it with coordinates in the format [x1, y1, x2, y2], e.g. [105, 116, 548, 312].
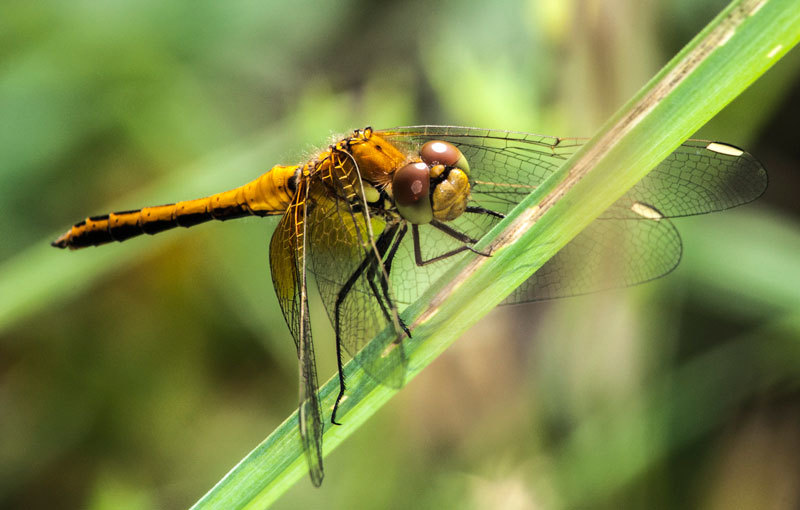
[52, 164, 299, 249]
[51, 130, 413, 250]
[51, 126, 768, 489]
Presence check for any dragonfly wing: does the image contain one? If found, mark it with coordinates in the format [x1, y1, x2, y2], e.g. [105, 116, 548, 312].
[378, 212, 681, 305]
[378, 126, 767, 219]
[377, 127, 766, 304]
[610, 140, 767, 218]
[269, 189, 324, 486]
[505, 216, 682, 303]
[305, 175, 408, 390]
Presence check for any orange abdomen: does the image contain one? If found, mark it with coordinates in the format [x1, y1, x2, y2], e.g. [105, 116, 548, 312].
[52, 165, 298, 249]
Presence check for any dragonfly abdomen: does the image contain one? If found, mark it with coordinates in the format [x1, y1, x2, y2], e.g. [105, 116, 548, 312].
[52, 164, 299, 249]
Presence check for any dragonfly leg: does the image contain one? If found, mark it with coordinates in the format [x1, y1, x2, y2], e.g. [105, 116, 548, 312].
[331, 223, 402, 425]
[380, 223, 411, 339]
[413, 222, 493, 267]
[366, 222, 411, 338]
[331, 252, 372, 425]
[465, 205, 505, 219]
[430, 219, 479, 244]
[432, 220, 495, 258]
[363, 223, 404, 328]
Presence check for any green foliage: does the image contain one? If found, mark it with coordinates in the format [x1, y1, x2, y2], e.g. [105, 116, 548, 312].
[2, 0, 799, 509]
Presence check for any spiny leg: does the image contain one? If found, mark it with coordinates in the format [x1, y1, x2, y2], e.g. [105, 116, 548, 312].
[331, 251, 374, 424]
[412, 220, 493, 266]
[465, 205, 505, 219]
[367, 223, 412, 339]
[381, 223, 411, 339]
[412, 224, 470, 266]
[429, 219, 482, 244]
[331, 224, 400, 425]
[363, 223, 404, 328]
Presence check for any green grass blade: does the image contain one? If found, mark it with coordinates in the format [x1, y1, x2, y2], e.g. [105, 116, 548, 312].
[191, 0, 800, 507]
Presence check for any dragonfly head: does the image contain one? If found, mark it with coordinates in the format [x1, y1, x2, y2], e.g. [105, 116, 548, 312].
[391, 140, 472, 224]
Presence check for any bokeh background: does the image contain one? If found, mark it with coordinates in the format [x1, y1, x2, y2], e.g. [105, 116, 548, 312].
[2, 0, 800, 508]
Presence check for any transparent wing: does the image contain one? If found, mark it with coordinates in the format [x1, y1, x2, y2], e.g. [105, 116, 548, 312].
[504, 216, 682, 303]
[376, 126, 767, 303]
[381, 213, 683, 306]
[304, 170, 407, 390]
[378, 126, 767, 218]
[268, 185, 324, 487]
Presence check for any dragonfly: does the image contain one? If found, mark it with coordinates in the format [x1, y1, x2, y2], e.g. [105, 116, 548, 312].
[52, 126, 767, 486]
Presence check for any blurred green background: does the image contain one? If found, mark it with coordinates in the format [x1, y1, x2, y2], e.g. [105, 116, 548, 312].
[2, 0, 800, 508]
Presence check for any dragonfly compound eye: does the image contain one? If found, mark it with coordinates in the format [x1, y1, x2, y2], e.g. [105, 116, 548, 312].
[393, 161, 433, 224]
[420, 140, 470, 176]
